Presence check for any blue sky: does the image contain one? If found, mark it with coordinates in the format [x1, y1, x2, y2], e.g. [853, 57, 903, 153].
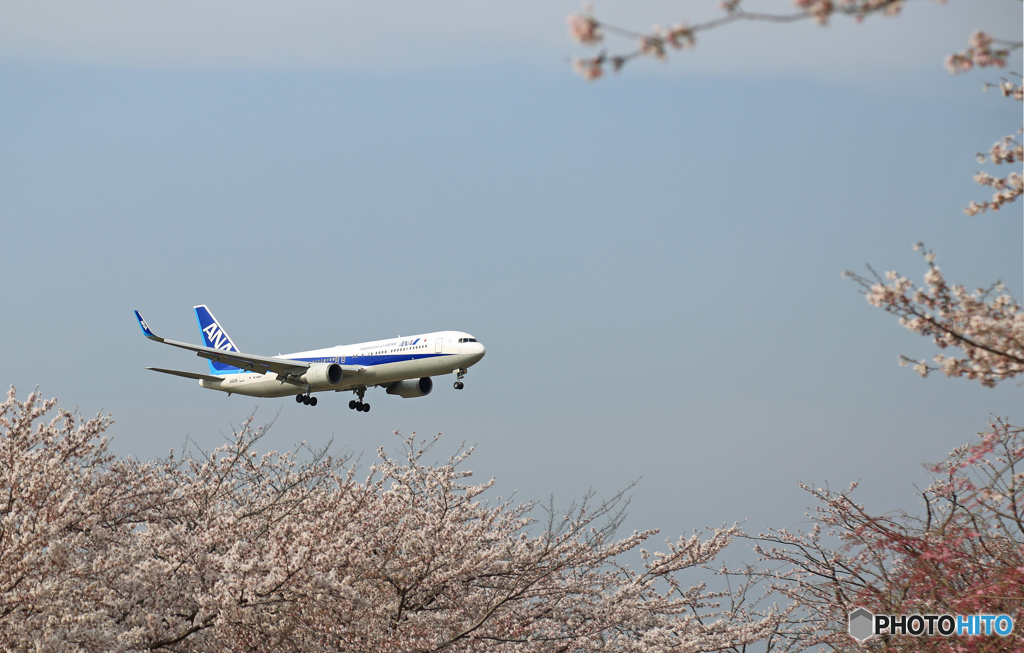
[1, 0, 1021, 543]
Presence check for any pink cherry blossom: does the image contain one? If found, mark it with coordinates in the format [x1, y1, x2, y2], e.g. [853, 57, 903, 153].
[744, 419, 1024, 651]
[945, 30, 1013, 74]
[572, 55, 604, 80]
[567, 12, 602, 45]
[845, 246, 1023, 387]
[565, 1, 955, 77]
[0, 387, 783, 651]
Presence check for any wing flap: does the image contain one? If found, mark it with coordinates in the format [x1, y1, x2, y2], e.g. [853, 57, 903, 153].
[194, 349, 307, 377]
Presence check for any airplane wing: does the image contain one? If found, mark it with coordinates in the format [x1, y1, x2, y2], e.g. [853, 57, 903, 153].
[134, 310, 365, 380]
[148, 367, 226, 383]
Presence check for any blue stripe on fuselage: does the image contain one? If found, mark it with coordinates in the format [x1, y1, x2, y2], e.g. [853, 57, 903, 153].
[291, 352, 450, 367]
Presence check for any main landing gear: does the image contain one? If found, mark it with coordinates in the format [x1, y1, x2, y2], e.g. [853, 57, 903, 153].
[348, 387, 370, 412]
[295, 393, 318, 407]
[454, 368, 468, 390]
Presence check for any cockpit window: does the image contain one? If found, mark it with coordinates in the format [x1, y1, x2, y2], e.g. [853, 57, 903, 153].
[458, 338, 478, 344]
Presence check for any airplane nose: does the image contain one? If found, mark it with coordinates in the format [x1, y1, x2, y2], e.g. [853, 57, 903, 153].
[467, 341, 485, 363]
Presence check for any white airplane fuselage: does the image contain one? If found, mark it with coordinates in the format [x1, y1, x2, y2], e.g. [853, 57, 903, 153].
[201, 331, 485, 398]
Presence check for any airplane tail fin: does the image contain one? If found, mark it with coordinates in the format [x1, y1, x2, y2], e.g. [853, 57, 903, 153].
[194, 305, 245, 375]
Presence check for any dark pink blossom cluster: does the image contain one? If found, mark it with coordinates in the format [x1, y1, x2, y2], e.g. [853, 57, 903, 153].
[746, 418, 1024, 651]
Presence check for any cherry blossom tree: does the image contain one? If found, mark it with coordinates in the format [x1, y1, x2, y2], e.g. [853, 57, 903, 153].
[741, 418, 1024, 651]
[0, 386, 782, 652]
[0, 388, 179, 650]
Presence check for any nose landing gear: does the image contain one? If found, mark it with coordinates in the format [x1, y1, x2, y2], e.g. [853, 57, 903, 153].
[295, 393, 318, 407]
[454, 368, 468, 390]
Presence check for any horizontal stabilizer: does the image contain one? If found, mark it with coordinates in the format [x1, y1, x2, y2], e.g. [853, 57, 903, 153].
[147, 367, 226, 383]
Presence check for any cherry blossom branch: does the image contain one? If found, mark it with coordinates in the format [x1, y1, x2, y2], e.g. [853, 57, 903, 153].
[965, 125, 1023, 216]
[944, 30, 1022, 74]
[567, 0, 1023, 80]
[844, 244, 1024, 387]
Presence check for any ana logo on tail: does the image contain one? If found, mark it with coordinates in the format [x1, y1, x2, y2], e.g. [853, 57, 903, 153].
[193, 305, 243, 375]
[202, 324, 235, 351]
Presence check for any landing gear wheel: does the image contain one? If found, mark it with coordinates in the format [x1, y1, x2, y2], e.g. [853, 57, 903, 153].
[454, 381, 464, 390]
[309, 396, 318, 406]
[349, 388, 369, 412]
[296, 394, 304, 403]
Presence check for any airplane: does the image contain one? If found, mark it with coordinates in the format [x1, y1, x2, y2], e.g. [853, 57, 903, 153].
[134, 305, 485, 412]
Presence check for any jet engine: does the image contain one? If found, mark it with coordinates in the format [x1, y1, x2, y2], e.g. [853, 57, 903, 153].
[298, 363, 344, 389]
[386, 377, 433, 398]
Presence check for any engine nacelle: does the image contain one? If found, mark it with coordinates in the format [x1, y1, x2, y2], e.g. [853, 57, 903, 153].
[298, 363, 344, 390]
[386, 377, 433, 398]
